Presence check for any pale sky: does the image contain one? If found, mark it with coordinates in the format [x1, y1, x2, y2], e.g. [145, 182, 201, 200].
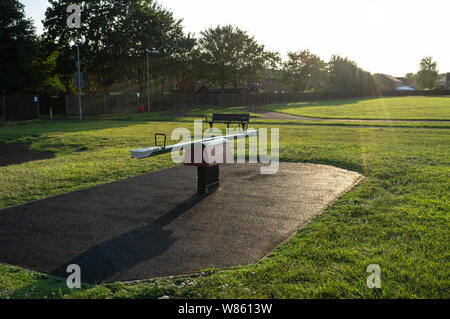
[22, 0, 450, 77]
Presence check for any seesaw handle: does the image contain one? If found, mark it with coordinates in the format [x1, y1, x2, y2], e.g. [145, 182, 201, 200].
[154, 133, 167, 149]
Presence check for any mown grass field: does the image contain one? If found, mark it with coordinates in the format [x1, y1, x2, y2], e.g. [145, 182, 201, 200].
[0, 98, 449, 299]
[265, 96, 450, 120]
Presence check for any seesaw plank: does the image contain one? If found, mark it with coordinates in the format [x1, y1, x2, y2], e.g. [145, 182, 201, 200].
[131, 130, 258, 159]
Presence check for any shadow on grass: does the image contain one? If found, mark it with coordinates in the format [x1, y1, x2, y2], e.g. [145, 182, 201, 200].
[0, 116, 173, 143]
[0, 109, 244, 144]
[0, 143, 55, 167]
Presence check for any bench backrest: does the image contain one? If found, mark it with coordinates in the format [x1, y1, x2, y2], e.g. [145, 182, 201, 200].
[212, 113, 249, 122]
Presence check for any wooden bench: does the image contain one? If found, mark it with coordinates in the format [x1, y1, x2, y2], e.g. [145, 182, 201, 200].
[206, 113, 250, 131]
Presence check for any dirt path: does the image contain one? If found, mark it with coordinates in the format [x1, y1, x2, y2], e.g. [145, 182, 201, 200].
[257, 111, 450, 123]
[169, 111, 449, 127]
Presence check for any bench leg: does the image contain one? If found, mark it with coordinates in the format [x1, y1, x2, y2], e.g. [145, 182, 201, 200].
[197, 165, 220, 194]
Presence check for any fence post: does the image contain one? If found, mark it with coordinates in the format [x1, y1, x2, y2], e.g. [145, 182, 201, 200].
[103, 94, 107, 114]
[1, 96, 5, 123]
[65, 95, 69, 118]
[36, 96, 40, 119]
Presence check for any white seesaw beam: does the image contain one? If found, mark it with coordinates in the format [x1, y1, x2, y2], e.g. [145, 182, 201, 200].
[131, 129, 258, 159]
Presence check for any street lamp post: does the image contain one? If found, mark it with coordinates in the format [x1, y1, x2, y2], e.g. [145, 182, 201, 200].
[146, 52, 150, 114]
[76, 42, 82, 120]
[146, 49, 160, 114]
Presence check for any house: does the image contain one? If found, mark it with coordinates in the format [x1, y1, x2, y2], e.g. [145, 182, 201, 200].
[395, 77, 418, 90]
[94, 80, 141, 95]
[435, 73, 450, 90]
[195, 85, 250, 94]
[194, 85, 210, 94]
[94, 76, 195, 95]
[162, 76, 197, 94]
[259, 69, 287, 93]
[374, 74, 416, 91]
[394, 85, 415, 91]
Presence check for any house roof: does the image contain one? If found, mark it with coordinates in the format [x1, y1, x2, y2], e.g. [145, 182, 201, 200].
[435, 73, 450, 87]
[375, 73, 403, 84]
[195, 85, 251, 94]
[95, 81, 140, 95]
[396, 77, 419, 90]
[396, 86, 415, 91]
[194, 85, 210, 93]
[375, 73, 415, 91]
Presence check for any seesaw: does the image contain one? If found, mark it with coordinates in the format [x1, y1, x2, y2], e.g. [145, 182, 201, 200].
[131, 129, 258, 193]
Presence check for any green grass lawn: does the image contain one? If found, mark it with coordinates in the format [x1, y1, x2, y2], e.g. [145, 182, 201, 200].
[265, 96, 450, 120]
[0, 111, 449, 299]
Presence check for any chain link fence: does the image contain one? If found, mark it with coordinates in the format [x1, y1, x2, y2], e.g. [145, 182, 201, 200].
[64, 91, 358, 117]
[0, 96, 40, 122]
[2, 90, 449, 121]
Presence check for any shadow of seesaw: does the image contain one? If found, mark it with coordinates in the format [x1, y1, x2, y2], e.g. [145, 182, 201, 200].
[49, 193, 208, 283]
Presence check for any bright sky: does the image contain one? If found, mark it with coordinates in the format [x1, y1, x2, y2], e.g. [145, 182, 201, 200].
[22, 0, 450, 77]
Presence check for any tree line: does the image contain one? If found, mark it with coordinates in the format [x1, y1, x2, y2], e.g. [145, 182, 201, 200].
[0, 0, 444, 96]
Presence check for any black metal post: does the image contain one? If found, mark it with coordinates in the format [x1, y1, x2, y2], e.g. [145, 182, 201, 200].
[197, 165, 220, 194]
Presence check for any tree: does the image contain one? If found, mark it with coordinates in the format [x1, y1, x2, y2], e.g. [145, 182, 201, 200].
[0, 0, 37, 94]
[282, 50, 326, 92]
[198, 25, 269, 92]
[414, 57, 438, 90]
[30, 39, 65, 95]
[147, 32, 197, 94]
[255, 51, 281, 92]
[169, 33, 198, 94]
[327, 55, 358, 94]
[405, 72, 415, 82]
[43, 0, 185, 92]
[327, 55, 377, 96]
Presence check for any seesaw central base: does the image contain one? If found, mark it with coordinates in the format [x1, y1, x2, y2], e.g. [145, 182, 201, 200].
[197, 165, 220, 194]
